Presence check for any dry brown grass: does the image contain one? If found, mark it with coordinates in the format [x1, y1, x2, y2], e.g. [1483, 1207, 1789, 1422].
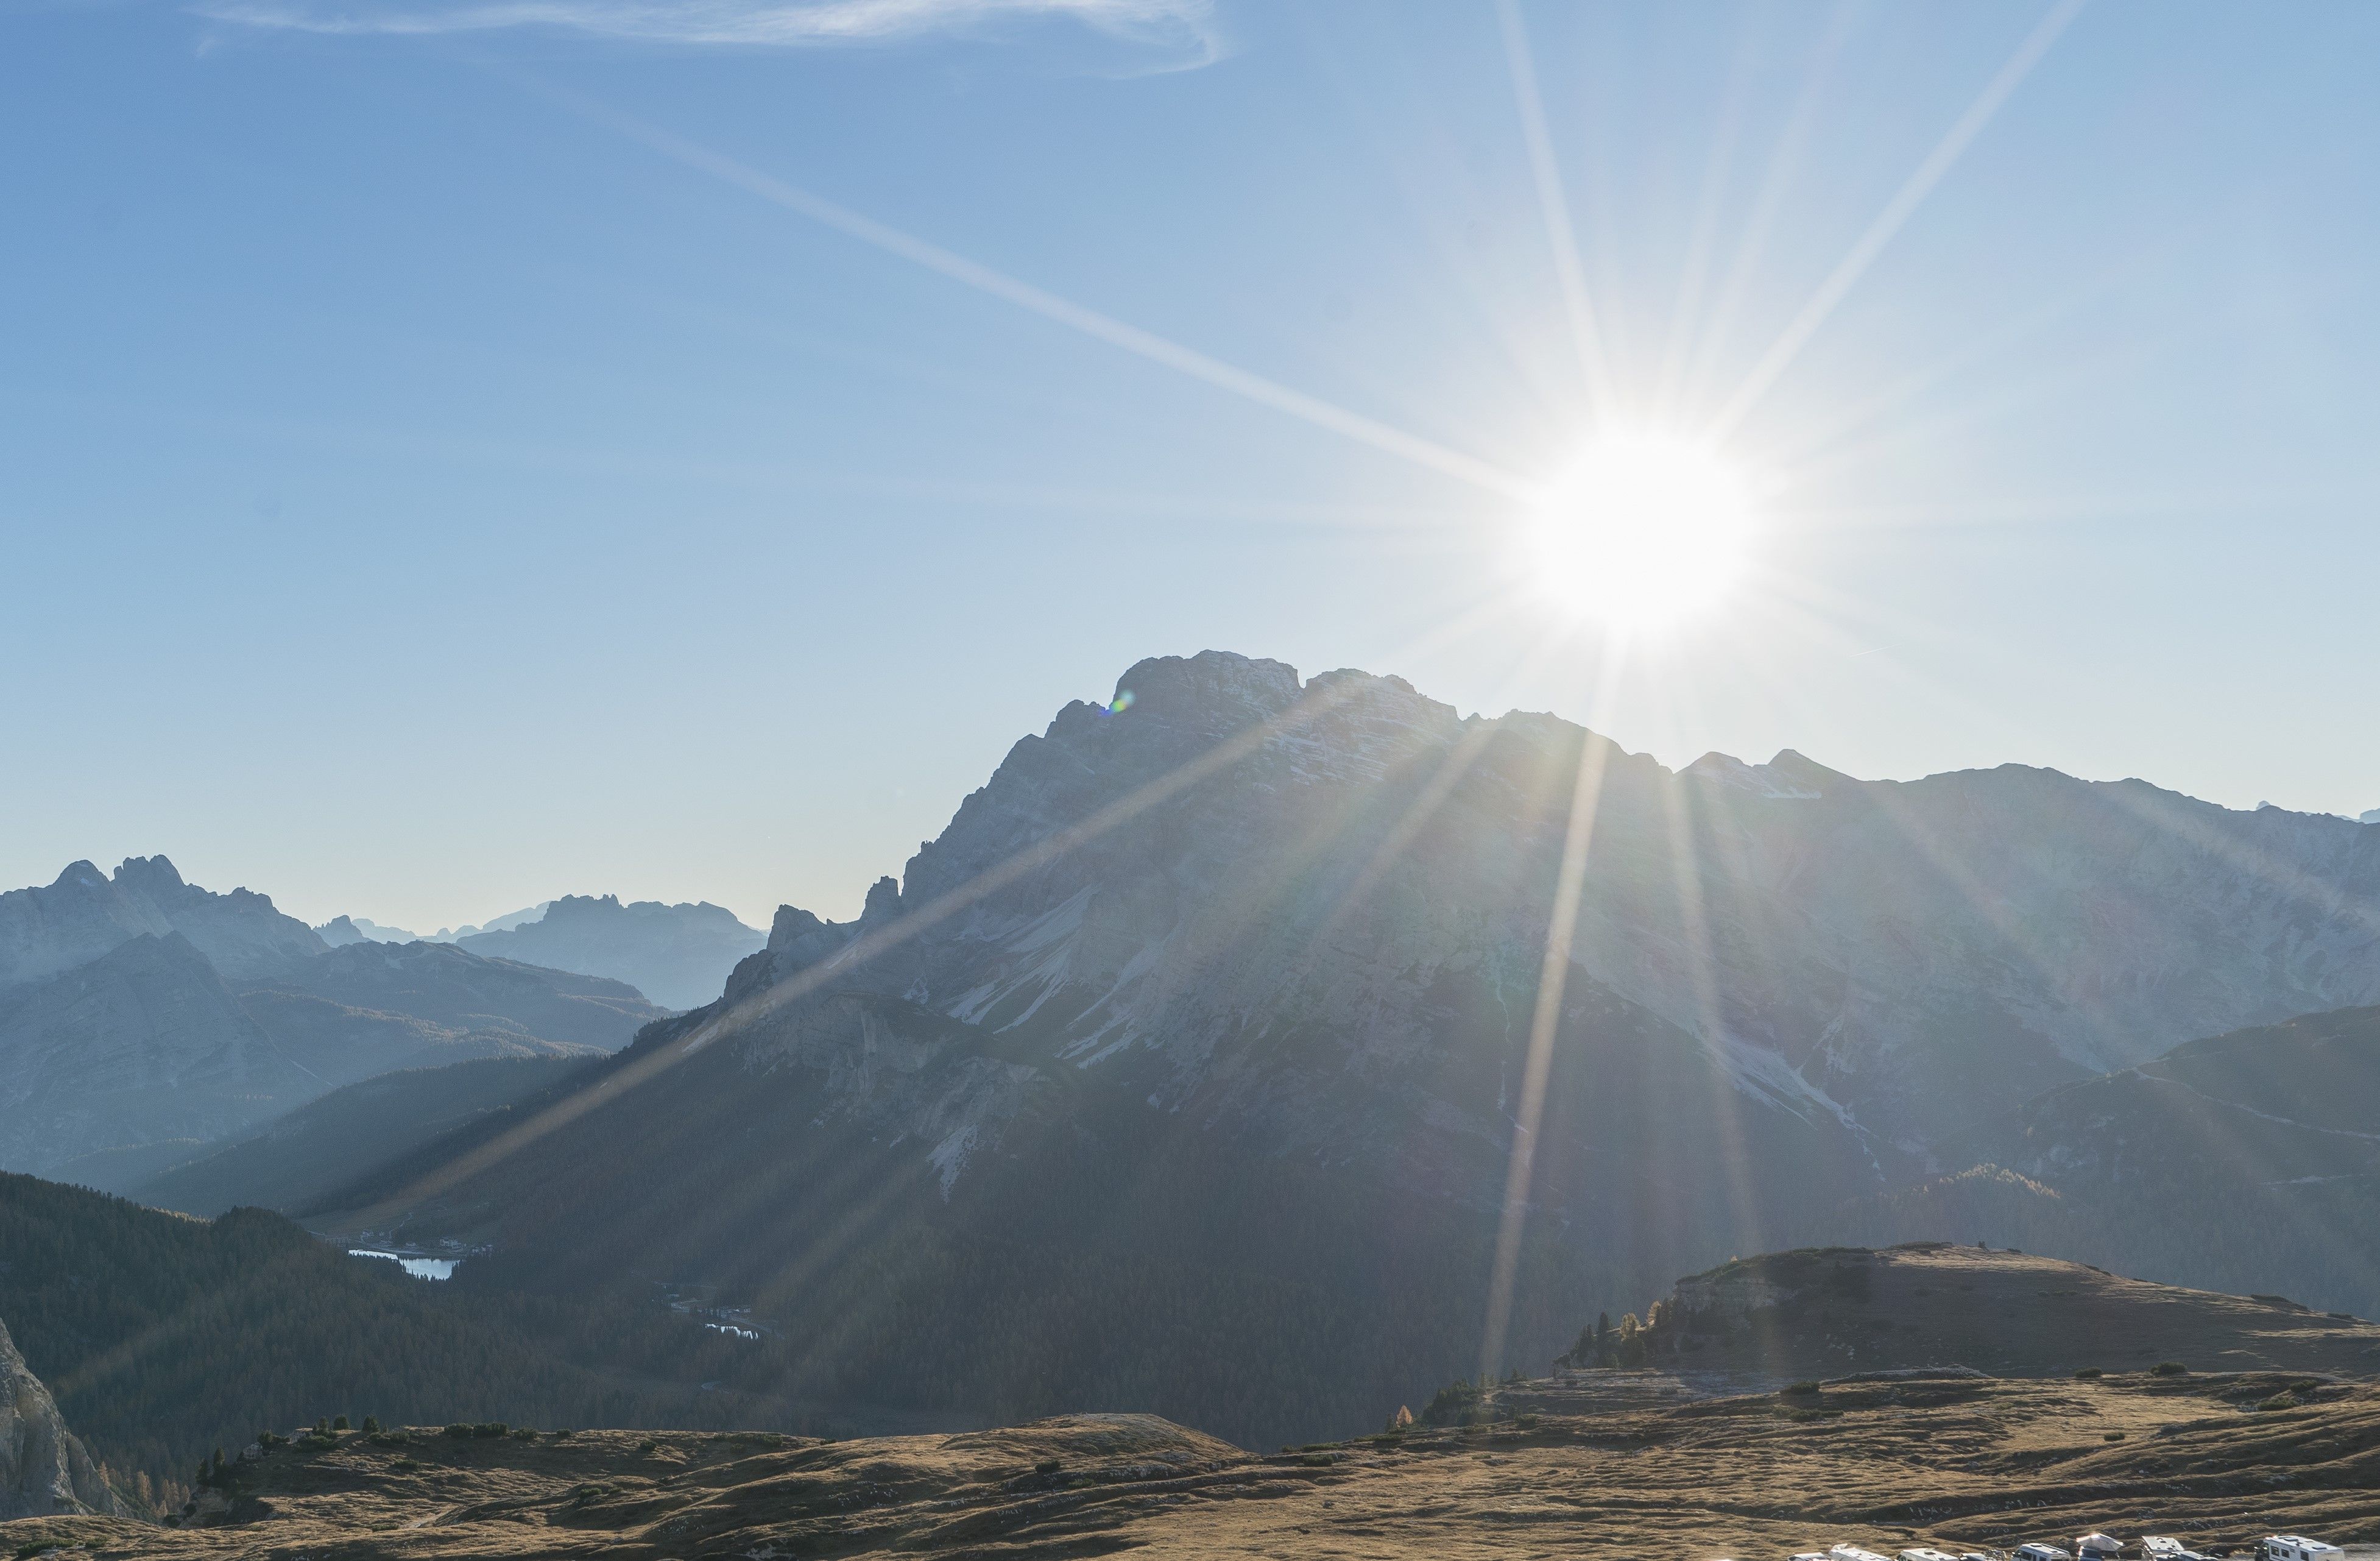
[7, 1369, 2377, 1561]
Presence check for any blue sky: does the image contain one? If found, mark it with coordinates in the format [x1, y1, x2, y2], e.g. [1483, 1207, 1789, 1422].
[5, 0, 2377, 931]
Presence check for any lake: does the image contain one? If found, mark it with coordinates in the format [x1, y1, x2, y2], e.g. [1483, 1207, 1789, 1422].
[348, 1248, 459, 1280]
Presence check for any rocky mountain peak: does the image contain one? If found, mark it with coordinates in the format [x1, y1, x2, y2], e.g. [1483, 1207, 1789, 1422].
[0, 855, 324, 992]
[1109, 650, 1301, 729]
[111, 854, 189, 894]
[862, 876, 904, 923]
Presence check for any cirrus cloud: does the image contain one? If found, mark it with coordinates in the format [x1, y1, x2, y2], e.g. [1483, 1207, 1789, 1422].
[192, 0, 1223, 65]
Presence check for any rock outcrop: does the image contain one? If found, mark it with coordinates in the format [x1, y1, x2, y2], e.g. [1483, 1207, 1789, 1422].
[0, 1313, 118, 1519]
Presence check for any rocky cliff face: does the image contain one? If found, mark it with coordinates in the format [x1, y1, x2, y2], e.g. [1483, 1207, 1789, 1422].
[0, 856, 325, 993]
[0, 1314, 118, 1520]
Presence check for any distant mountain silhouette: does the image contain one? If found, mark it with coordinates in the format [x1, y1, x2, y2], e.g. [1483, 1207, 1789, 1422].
[456, 895, 761, 1010]
[0, 859, 666, 1178]
[0, 855, 323, 991]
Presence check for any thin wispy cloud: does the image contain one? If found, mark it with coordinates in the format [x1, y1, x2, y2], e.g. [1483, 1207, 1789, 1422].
[194, 0, 1221, 63]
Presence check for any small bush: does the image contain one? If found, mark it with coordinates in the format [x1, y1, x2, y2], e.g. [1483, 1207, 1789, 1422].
[2149, 1361, 2188, 1377]
[361, 1417, 381, 1434]
[1782, 1381, 1821, 1397]
[510, 1428, 537, 1440]
[332, 1415, 350, 1431]
[2257, 1393, 2296, 1411]
[2073, 1368, 2103, 1379]
[1034, 1458, 1061, 1474]
[443, 1425, 474, 1439]
[389, 1458, 418, 1473]
[635, 1439, 659, 1455]
[2103, 1431, 2126, 1442]
[472, 1423, 508, 1439]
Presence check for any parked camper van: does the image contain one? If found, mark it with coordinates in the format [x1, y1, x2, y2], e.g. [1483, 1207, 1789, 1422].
[2260, 1537, 2342, 1561]
[1900, 1548, 1963, 1561]
[1831, 1546, 1895, 1561]
[2075, 1534, 2124, 1561]
[2142, 1538, 2211, 1561]
[2015, 1545, 2074, 1561]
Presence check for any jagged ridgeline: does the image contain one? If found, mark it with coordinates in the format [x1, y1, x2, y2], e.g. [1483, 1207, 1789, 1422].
[0, 856, 665, 1183]
[313, 651, 2380, 1450]
[0, 1175, 788, 1495]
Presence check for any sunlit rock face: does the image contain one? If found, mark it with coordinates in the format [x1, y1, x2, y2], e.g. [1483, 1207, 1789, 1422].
[0, 1314, 119, 1520]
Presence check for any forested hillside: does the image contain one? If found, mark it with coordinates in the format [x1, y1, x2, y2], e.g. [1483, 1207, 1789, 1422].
[0, 1176, 783, 1492]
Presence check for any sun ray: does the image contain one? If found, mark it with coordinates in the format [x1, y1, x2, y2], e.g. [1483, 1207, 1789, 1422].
[1478, 645, 1626, 1379]
[526, 77, 1539, 503]
[1495, 0, 1618, 420]
[1674, 4, 1856, 430]
[1648, 21, 1757, 429]
[1707, 0, 2088, 441]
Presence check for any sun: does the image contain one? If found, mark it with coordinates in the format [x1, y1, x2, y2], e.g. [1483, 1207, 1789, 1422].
[1525, 433, 1756, 631]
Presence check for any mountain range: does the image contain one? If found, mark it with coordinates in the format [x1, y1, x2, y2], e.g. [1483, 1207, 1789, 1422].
[454, 895, 764, 1011]
[0, 858, 665, 1181]
[297, 648, 2380, 1449]
[315, 897, 763, 1011]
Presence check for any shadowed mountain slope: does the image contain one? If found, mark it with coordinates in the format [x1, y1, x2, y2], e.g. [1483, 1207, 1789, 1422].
[1818, 1006, 2380, 1319]
[251, 939, 660, 1052]
[1, 932, 657, 1177]
[115, 1055, 599, 1217]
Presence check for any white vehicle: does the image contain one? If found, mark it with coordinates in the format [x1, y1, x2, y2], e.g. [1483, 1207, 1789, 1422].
[2015, 1546, 2075, 1561]
[2142, 1539, 2209, 1561]
[1901, 1548, 1964, 1561]
[2260, 1537, 2343, 1561]
[1831, 1548, 1895, 1561]
[2075, 1535, 2124, 1561]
